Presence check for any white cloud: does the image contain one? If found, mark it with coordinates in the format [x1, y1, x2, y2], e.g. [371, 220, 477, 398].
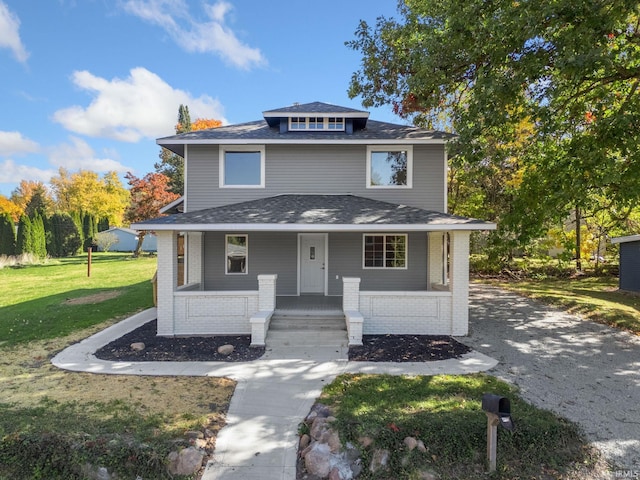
[0, 159, 55, 184]
[48, 136, 131, 172]
[0, 1, 29, 63]
[121, 0, 265, 69]
[53, 67, 227, 141]
[0, 131, 39, 157]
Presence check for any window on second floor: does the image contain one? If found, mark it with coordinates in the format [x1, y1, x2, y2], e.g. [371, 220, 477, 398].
[366, 145, 413, 188]
[219, 145, 265, 188]
[288, 117, 345, 131]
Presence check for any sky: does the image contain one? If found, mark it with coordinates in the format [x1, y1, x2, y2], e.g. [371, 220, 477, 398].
[0, 0, 404, 198]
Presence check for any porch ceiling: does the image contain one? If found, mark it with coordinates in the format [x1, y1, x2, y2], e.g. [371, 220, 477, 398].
[132, 194, 496, 232]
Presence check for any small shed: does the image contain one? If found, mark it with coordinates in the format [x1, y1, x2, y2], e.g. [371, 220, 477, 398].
[97, 227, 157, 252]
[611, 234, 640, 292]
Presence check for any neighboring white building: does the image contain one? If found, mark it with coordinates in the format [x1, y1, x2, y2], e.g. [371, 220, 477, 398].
[97, 227, 157, 252]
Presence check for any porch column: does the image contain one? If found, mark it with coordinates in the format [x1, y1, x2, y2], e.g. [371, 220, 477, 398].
[186, 232, 203, 287]
[156, 231, 177, 336]
[258, 274, 277, 311]
[449, 230, 470, 335]
[428, 232, 446, 289]
[343, 277, 363, 345]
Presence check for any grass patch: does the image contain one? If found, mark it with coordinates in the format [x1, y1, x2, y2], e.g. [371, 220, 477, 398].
[0, 253, 156, 347]
[320, 374, 604, 479]
[0, 253, 236, 478]
[481, 276, 640, 334]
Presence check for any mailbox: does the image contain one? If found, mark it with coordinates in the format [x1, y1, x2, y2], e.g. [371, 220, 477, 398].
[481, 393, 514, 431]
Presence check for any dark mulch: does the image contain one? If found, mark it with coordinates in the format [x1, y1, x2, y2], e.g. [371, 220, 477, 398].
[95, 321, 472, 363]
[95, 320, 265, 362]
[348, 334, 472, 362]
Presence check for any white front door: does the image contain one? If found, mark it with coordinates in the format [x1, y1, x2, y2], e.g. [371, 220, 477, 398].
[300, 234, 326, 294]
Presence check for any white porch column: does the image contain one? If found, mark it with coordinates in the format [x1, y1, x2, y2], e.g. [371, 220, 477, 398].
[342, 277, 363, 346]
[258, 274, 277, 311]
[449, 230, 470, 335]
[156, 231, 177, 336]
[428, 232, 445, 289]
[186, 232, 203, 286]
[342, 277, 361, 311]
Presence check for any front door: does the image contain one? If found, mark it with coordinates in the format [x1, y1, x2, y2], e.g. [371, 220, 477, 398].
[300, 234, 326, 294]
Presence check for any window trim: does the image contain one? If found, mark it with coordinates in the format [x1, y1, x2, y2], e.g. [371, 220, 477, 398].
[225, 234, 248, 275]
[219, 145, 265, 188]
[288, 117, 345, 131]
[366, 145, 413, 189]
[362, 234, 408, 270]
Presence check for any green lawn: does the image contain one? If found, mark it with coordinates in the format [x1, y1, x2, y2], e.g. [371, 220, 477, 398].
[480, 276, 640, 334]
[0, 253, 157, 347]
[319, 374, 604, 479]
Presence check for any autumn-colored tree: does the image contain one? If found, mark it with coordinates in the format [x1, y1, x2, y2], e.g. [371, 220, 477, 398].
[50, 168, 129, 226]
[11, 181, 52, 217]
[155, 104, 222, 195]
[124, 172, 180, 256]
[0, 195, 22, 223]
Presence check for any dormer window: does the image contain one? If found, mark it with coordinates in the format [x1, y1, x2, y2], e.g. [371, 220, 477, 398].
[288, 117, 345, 131]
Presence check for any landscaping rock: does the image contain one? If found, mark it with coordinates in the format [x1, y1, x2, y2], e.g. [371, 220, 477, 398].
[417, 439, 427, 453]
[299, 433, 310, 450]
[369, 448, 390, 473]
[167, 446, 205, 476]
[404, 436, 418, 451]
[130, 342, 145, 351]
[304, 442, 332, 477]
[217, 344, 234, 355]
[358, 436, 374, 448]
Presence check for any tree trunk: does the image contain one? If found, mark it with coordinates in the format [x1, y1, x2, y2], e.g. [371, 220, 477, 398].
[133, 231, 146, 258]
[575, 206, 582, 272]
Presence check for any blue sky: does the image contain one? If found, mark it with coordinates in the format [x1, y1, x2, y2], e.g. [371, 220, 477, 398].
[0, 0, 404, 198]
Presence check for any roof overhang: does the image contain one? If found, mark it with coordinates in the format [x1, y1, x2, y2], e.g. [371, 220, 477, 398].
[611, 234, 640, 244]
[131, 222, 496, 232]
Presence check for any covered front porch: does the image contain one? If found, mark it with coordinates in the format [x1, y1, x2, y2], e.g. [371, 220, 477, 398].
[135, 194, 496, 345]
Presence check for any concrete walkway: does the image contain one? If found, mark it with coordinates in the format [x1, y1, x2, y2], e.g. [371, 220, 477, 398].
[52, 307, 497, 480]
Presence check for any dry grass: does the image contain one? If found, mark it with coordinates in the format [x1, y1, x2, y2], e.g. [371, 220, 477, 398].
[0, 322, 235, 442]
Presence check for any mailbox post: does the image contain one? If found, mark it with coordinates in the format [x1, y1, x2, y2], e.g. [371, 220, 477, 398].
[481, 393, 514, 472]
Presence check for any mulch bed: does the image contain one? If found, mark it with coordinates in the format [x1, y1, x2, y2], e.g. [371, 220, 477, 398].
[349, 334, 471, 362]
[95, 320, 472, 363]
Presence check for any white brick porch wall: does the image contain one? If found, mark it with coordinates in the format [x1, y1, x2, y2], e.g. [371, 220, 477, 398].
[156, 231, 177, 336]
[173, 291, 259, 335]
[359, 291, 453, 335]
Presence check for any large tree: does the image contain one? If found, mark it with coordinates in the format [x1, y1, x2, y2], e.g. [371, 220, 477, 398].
[124, 172, 180, 256]
[49, 168, 129, 226]
[155, 105, 222, 195]
[348, 0, 640, 261]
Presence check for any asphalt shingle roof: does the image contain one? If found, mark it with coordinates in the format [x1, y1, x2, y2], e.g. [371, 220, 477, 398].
[134, 194, 493, 231]
[262, 101, 368, 115]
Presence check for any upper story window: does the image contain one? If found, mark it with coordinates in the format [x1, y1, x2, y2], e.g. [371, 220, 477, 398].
[366, 145, 413, 188]
[219, 145, 265, 188]
[288, 117, 345, 131]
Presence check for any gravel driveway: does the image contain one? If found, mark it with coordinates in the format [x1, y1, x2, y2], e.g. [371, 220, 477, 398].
[465, 284, 640, 472]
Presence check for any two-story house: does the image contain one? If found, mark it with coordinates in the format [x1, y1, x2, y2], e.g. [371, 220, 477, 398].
[133, 102, 495, 346]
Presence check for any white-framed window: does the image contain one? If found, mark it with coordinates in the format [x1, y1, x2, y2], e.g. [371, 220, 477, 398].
[288, 117, 345, 131]
[363, 234, 407, 269]
[366, 145, 413, 188]
[219, 145, 265, 188]
[226, 234, 248, 274]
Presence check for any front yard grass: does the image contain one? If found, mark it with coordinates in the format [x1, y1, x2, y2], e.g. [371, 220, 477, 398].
[480, 276, 640, 334]
[320, 373, 606, 479]
[0, 254, 235, 479]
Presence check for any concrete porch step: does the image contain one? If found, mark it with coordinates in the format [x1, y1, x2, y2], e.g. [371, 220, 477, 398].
[269, 315, 346, 331]
[265, 330, 348, 347]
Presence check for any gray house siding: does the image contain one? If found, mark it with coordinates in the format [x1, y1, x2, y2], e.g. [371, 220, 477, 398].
[327, 232, 428, 295]
[202, 231, 428, 296]
[203, 232, 299, 294]
[619, 241, 640, 292]
[185, 144, 445, 212]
